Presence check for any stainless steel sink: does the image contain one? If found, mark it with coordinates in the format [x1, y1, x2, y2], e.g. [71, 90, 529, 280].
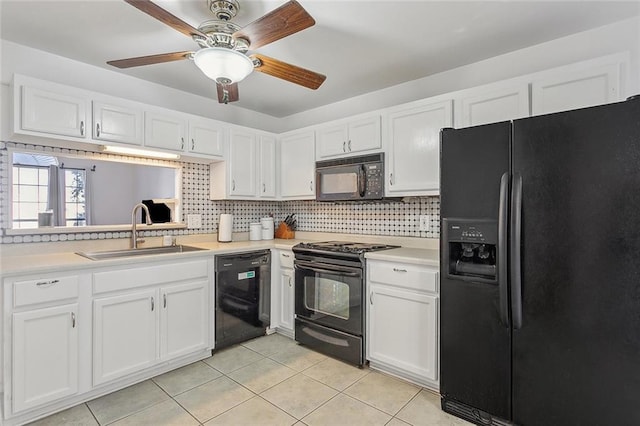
[76, 245, 207, 260]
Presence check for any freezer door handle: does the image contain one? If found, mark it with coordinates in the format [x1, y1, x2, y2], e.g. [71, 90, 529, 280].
[498, 172, 510, 328]
[510, 172, 523, 329]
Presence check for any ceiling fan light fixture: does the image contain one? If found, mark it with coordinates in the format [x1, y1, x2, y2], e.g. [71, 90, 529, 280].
[194, 47, 254, 84]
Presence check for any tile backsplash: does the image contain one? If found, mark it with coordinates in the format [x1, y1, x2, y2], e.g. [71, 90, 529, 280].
[1, 142, 440, 244]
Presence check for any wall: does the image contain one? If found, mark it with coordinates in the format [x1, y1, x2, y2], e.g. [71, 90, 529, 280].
[0, 142, 440, 244]
[281, 16, 640, 131]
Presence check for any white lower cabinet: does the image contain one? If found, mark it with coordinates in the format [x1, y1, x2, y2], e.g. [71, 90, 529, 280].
[3, 258, 213, 425]
[367, 259, 439, 389]
[160, 281, 209, 359]
[93, 289, 158, 386]
[12, 303, 79, 413]
[270, 249, 295, 338]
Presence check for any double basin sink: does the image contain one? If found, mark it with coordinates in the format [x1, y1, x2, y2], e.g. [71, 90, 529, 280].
[77, 245, 207, 261]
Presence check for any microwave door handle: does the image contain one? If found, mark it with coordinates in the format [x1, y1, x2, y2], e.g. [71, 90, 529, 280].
[358, 165, 366, 197]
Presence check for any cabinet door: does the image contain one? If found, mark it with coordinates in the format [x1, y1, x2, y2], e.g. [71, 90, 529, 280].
[368, 286, 438, 382]
[189, 119, 224, 157]
[386, 100, 452, 196]
[13, 304, 78, 413]
[145, 111, 187, 151]
[348, 115, 381, 153]
[92, 101, 143, 145]
[531, 63, 620, 115]
[279, 131, 315, 198]
[279, 268, 294, 333]
[229, 129, 257, 197]
[317, 124, 348, 158]
[21, 86, 88, 138]
[93, 289, 158, 385]
[459, 84, 529, 127]
[259, 135, 277, 198]
[160, 281, 209, 360]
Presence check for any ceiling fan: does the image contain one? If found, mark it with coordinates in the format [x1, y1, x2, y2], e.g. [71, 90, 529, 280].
[107, 0, 326, 104]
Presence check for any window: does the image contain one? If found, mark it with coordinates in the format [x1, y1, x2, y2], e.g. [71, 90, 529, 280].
[12, 154, 88, 228]
[12, 165, 49, 229]
[64, 169, 86, 227]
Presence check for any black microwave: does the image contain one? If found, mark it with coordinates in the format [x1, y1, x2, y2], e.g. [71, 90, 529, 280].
[315, 153, 385, 201]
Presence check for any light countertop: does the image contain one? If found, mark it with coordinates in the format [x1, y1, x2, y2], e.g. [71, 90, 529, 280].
[0, 233, 438, 277]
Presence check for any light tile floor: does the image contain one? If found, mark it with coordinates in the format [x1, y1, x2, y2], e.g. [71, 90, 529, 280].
[30, 334, 471, 426]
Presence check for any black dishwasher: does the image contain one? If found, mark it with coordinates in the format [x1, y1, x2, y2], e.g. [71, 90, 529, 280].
[215, 250, 271, 350]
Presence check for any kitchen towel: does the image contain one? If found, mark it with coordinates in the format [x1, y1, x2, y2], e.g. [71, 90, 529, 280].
[218, 214, 233, 242]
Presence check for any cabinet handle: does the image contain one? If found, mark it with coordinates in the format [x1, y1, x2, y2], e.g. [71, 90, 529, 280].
[181, 137, 184, 150]
[263, 183, 266, 193]
[282, 253, 290, 258]
[232, 180, 236, 190]
[80, 121, 84, 136]
[389, 173, 393, 186]
[163, 294, 167, 308]
[96, 123, 101, 137]
[191, 138, 195, 150]
[151, 297, 155, 311]
[310, 181, 313, 191]
[343, 141, 346, 152]
[36, 279, 59, 287]
[370, 292, 374, 305]
[288, 276, 292, 287]
[348, 140, 352, 151]
[393, 268, 408, 273]
[71, 312, 76, 328]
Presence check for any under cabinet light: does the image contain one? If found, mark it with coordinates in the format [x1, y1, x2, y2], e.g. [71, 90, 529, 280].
[100, 145, 180, 160]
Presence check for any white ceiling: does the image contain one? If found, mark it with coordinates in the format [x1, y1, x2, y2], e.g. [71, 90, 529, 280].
[2, 1, 639, 118]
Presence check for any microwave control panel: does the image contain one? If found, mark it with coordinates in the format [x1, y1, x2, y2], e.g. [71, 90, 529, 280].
[365, 163, 384, 196]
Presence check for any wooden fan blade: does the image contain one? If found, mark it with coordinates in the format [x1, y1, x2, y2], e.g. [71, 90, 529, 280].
[124, 0, 206, 39]
[216, 83, 240, 104]
[251, 54, 326, 90]
[107, 51, 192, 69]
[233, 0, 315, 49]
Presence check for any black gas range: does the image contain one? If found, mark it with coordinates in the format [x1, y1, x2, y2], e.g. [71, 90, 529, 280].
[293, 240, 399, 257]
[292, 240, 399, 366]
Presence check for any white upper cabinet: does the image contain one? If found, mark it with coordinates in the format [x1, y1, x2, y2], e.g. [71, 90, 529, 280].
[279, 130, 316, 199]
[258, 135, 277, 198]
[144, 111, 187, 152]
[188, 118, 225, 157]
[316, 115, 381, 158]
[385, 99, 453, 197]
[92, 100, 143, 145]
[19, 84, 89, 139]
[531, 62, 620, 116]
[228, 128, 257, 197]
[455, 83, 530, 128]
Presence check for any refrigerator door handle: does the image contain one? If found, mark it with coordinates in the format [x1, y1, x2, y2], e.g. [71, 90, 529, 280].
[510, 172, 523, 329]
[498, 172, 510, 328]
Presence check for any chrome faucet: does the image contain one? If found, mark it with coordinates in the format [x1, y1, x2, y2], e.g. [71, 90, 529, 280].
[131, 203, 153, 249]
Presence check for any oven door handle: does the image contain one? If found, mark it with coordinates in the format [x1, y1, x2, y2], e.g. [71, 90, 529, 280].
[294, 260, 361, 276]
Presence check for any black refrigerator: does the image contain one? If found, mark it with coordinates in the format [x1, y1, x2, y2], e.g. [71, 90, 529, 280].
[439, 97, 640, 426]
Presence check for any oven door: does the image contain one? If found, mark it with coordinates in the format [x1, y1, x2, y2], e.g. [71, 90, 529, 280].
[294, 259, 363, 336]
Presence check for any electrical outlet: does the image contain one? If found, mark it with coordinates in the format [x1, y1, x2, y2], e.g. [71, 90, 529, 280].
[419, 215, 430, 231]
[187, 214, 202, 229]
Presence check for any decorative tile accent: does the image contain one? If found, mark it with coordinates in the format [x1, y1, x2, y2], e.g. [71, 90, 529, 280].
[0, 141, 440, 244]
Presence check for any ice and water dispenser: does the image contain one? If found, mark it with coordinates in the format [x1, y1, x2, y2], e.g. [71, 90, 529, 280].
[443, 219, 498, 283]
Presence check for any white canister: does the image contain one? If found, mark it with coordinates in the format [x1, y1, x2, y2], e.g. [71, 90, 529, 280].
[249, 223, 262, 241]
[261, 217, 274, 240]
[218, 214, 233, 242]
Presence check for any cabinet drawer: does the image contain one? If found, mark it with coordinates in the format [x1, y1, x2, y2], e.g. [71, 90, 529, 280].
[93, 260, 209, 294]
[14, 276, 79, 307]
[279, 251, 294, 269]
[368, 261, 438, 293]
